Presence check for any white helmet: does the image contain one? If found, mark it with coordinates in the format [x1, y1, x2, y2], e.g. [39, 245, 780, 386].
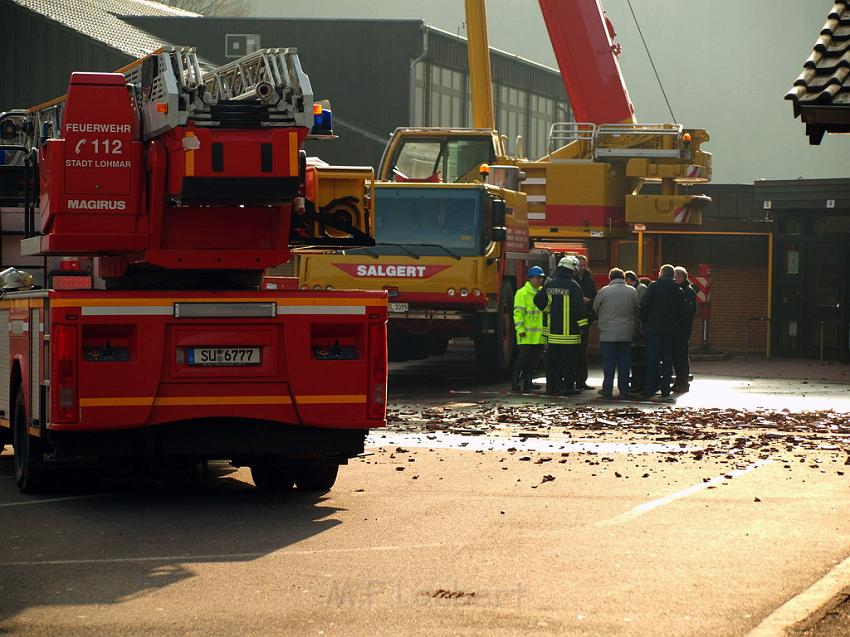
[558, 256, 579, 271]
[0, 267, 33, 291]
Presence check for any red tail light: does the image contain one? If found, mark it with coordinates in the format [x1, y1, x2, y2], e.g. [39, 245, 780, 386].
[52, 325, 78, 424]
[367, 322, 387, 421]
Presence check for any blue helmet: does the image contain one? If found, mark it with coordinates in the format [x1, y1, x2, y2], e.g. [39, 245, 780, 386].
[527, 266, 545, 277]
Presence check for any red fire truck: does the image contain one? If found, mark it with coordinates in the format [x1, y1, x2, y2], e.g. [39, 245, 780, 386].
[0, 47, 387, 493]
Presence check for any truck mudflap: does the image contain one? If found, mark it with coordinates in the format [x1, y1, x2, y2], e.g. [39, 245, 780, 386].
[46, 290, 388, 434]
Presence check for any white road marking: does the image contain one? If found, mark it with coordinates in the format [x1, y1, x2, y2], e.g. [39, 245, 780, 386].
[0, 542, 453, 567]
[0, 493, 110, 507]
[597, 459, 773, 527]
[748, 551, 850, 636]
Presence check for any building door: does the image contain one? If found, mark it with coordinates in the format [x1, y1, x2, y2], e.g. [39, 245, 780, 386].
[774, 240, 848, 361]
[806, 242, 847, 361]
[774, 240, 804, 356]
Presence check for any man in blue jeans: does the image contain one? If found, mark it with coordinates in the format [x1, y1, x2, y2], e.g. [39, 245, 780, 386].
[638, 264, 686, 401]
[592, 268, 638, 399]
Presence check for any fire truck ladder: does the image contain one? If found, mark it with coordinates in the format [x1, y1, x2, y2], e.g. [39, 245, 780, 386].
[201, 48, 314, 130]
[23, 47, 314, 144]
[128, 47, 313, 138]
[0, 127, 47, 280]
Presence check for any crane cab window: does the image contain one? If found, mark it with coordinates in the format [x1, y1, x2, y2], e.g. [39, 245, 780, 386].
[390, 136, 495, 183]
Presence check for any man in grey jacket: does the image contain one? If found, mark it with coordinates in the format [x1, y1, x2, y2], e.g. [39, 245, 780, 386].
[593, 268, 639, 398]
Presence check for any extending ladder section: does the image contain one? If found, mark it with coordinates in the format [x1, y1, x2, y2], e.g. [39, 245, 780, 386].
[23, 47, 314, 144]
[202, 48, 314, 129]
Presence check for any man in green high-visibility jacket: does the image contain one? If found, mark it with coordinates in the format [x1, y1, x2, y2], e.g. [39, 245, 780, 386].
[511, 266, 547, 392]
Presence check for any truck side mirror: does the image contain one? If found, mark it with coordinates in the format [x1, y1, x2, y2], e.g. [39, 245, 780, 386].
[491, 227, 507, 242]
[492, 199, 506, 226]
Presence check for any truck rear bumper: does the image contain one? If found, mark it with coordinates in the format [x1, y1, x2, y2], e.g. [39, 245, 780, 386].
[49, 420, 368, 462]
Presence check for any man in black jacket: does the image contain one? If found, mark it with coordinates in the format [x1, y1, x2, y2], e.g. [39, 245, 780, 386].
[534, 256, 589, 396]
[672, 266, 698, 392]
[639, 264, 686, 401]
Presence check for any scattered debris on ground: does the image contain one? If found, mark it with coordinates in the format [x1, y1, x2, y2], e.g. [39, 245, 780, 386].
[378, 405, 850, 480]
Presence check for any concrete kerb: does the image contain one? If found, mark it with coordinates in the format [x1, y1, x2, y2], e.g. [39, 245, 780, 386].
[748, 555, 850, 637]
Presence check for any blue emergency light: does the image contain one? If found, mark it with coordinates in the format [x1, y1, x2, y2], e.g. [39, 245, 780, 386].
[312, 101, 333, 135]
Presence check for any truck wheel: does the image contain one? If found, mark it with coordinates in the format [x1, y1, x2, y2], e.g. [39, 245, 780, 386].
[12, 387, 51, 494]
[295, 465, 339, 492]
[388, 335, 409, 362]
[475, 279, 516, 375]
[405, 336, 430, 360]
[427, 335, 449, 356]
[250, 464, 296, 491]
[391, 335, 430, 361]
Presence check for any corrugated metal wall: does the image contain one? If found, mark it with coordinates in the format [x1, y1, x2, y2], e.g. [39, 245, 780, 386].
[427, 28, 565, 97]
[0, 2, 132, 112]
[696, 184, 755, 220]
[754, 179, 850, 213]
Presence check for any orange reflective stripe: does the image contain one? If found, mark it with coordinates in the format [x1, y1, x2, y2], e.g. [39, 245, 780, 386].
[79, 395, 367, 407]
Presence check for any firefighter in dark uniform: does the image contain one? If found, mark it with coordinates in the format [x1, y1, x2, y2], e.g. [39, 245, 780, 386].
[575, 254, 597, 390]
[534, 256, 589, 396]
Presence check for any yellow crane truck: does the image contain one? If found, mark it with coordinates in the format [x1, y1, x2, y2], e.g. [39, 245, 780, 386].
[299, 134, 546, 372]
[299, 0, 712, 371]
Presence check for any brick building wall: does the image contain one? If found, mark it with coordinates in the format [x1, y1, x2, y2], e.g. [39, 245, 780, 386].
[688, 262, 769, 353]
[663, 235, 770, 354]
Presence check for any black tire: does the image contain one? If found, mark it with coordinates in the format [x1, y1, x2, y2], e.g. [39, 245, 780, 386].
[12, 387, 51, 494]
[404, 336, 430, 361]
[295, 464, 339, 492]
[427, 335, 449, 357]
[475, 279, 516, 375]
[387, 335, 409, 362]
[390, 335, 430, 361]
[250, 464, 297, 491]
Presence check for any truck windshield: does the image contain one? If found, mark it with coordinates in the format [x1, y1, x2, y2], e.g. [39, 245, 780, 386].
[374, 187, 484, 256]
[390, 137, 495, 183]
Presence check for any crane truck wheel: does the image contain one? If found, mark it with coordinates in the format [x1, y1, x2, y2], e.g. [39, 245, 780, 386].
[12, 387, 51, 494]
[250, 464, 297, 491]
[388, 335, 410, 362]
[428, 335, 449, 356]
[474, 279, 517, 375]
[389, 335, 430, 361]
[295, 464, 339, 492]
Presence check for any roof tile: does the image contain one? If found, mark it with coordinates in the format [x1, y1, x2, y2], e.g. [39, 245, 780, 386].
[10, 0, 198, 60]
[787, 1, 850, 143]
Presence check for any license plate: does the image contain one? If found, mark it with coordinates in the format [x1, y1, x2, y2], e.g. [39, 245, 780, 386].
[187, 347, 261, 366]
[388, 302, 409, 313]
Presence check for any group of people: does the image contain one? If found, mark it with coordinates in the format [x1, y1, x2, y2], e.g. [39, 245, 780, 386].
[512, 256, 697, 401]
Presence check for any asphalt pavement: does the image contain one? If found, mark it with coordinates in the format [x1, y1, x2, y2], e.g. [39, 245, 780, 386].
[0, 343, 848, 636]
